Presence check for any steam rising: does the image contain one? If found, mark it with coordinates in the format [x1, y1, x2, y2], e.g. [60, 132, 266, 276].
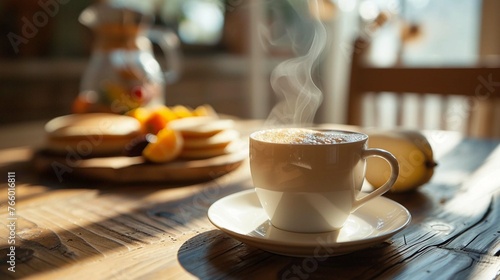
[265, 1, 327, 127]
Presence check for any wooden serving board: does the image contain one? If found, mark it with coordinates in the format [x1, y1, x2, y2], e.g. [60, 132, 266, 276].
[33, 144, 247, 184]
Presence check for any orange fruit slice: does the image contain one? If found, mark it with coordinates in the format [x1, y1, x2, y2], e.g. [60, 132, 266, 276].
[172, 105, 193, 118]
[193, 104, 218, 117]
[142, 128, 183, 163]
[126, 107, 151, 133]
[127, 107, 151, 122]
[143, 107, 178, 134]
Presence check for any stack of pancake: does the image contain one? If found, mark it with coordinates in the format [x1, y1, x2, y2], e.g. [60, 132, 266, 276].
[44, 113, 142, 157]
[168, 117, 240, 159]
[43, 113, 241, 161]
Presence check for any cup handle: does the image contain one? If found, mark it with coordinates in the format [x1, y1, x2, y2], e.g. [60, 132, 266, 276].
[352, 148, 399, 210]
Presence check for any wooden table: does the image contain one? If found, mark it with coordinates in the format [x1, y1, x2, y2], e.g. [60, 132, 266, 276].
[0, 120, 499, 279]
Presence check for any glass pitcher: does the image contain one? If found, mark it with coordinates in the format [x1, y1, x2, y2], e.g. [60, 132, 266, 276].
[73, 2, 181, 114]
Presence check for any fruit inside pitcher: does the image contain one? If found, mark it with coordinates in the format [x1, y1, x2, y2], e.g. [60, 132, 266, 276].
[73, 2, 176, 114]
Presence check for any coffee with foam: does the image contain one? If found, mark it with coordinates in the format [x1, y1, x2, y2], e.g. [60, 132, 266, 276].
[252, 128, 366, 145]
[249, 127, 399, 233]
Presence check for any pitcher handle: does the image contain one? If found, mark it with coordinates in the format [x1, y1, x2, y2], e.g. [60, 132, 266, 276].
[147, 28, 182, 84]
[352, 148, 399, 210]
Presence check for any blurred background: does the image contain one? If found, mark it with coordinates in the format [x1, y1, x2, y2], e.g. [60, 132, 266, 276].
[0, 0, 498, 133]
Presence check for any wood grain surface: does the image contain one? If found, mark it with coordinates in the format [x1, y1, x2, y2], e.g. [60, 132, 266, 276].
[0, 121, 499, 279]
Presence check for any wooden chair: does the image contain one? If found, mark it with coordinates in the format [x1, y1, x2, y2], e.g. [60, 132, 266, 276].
[346, 37, 500, 138]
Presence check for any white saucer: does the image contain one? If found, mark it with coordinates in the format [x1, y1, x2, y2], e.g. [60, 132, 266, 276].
[208, 189, 411, 257]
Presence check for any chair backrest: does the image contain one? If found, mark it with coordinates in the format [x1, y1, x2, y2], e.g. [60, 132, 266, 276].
[346, 37, 500, 138]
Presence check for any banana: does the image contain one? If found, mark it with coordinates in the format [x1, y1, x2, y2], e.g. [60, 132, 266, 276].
[365, 129, 437, 193]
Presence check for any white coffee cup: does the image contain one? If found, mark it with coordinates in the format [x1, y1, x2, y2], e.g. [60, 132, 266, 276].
[249, 128, 399, 233]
